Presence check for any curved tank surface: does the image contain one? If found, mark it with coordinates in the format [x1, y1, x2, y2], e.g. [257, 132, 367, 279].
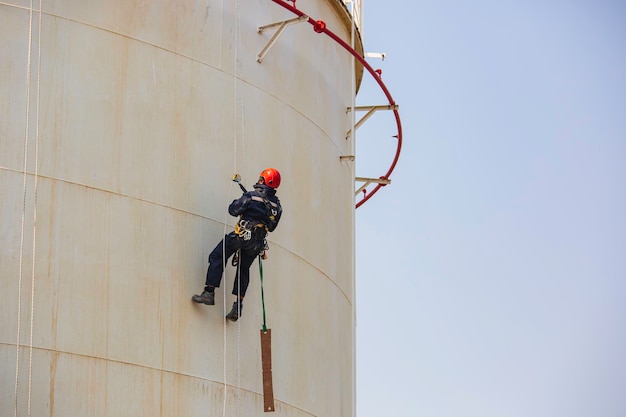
[1, 1, 360, 416]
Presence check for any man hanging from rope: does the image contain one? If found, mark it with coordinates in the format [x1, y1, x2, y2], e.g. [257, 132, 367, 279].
[192, 168, 283, 321]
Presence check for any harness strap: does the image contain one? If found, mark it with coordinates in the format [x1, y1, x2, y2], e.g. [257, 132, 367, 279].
[251, 195, 279, 227]
[251, 195, 278, 208]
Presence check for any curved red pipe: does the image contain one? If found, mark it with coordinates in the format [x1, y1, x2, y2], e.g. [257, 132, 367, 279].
[269, 0, 403, 208]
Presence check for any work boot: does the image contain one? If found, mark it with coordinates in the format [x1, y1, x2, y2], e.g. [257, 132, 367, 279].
[191, 290, 215, 305]
[226, 301, 243, 321]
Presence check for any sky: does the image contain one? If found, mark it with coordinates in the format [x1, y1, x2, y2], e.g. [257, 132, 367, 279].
[354, 1, 626, 416]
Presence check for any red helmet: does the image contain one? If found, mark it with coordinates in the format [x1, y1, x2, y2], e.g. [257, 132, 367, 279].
[260, 168, 281, 189]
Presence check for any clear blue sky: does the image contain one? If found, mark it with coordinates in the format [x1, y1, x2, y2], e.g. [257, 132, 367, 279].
[355, 1, 626, 416]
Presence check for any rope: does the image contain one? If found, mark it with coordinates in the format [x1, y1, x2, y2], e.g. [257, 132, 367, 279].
[259, 256, 268, 332]
[234, 0, 244, 415]
[221, 0, 231, 407]
[15, 2, 35, 416]
[27, 3, 44, 416]
[220, 0, 245, 416]
[220, 189, 229, 417]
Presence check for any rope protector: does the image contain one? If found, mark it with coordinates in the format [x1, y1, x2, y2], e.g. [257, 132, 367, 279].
[258, 256, 275, 411]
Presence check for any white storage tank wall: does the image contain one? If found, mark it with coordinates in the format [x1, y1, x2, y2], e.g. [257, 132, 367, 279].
[0, 1, 358, 416]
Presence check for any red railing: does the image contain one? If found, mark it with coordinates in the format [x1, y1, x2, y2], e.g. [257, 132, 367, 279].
[269, 0, 402, 208]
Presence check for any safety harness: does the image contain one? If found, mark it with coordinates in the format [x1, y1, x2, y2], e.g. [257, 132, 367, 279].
[234, 219, 266, 241]
[234, 194, 278, 241]
[232, 194, 277, 265]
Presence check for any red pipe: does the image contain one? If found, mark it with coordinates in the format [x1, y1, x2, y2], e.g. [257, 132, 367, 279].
[269, 0, 403, 208]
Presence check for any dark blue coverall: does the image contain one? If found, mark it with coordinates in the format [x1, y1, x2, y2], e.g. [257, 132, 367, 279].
[205, 183, 282, 297]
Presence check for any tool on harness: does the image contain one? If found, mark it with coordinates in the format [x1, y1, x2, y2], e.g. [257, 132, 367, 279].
[235, 219, 268, 241]
[235, 220, 253, 241]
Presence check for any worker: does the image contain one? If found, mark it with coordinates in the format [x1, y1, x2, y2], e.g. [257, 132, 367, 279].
[192, 168, 283, 321]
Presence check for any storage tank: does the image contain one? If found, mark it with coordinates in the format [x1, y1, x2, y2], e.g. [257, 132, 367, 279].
[1, 0, 363, 416]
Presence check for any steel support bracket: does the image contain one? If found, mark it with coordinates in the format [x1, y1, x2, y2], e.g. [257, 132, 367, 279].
[355, 176, 391, 196]
[346, 104, 399, 138]
[257, 15, 309, 63]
